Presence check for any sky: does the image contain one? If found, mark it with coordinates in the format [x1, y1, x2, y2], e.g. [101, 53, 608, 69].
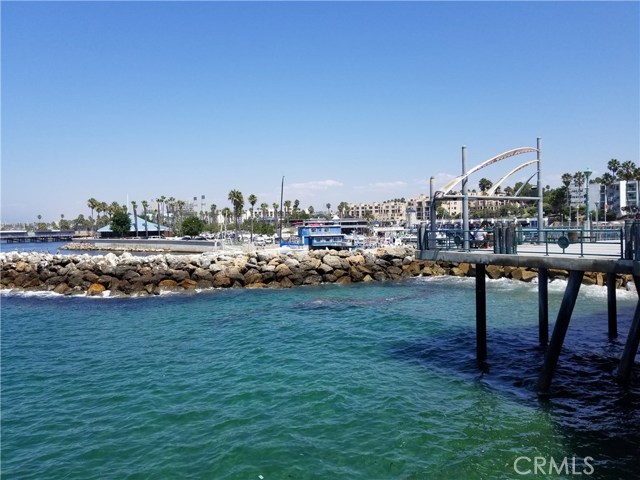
[2, 1, 639, 224]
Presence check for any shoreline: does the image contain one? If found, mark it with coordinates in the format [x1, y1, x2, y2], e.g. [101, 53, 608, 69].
[1, 246, 634, 297]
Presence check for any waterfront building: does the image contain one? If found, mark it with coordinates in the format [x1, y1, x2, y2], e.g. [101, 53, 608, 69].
[97, 214, 170, 238]
[600, 180, 640, 218]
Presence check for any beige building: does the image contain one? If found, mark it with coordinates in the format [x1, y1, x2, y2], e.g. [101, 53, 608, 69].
[347, 192, 511, 225]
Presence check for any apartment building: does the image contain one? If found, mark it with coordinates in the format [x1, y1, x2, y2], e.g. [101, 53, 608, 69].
[599, 180, 639, 218]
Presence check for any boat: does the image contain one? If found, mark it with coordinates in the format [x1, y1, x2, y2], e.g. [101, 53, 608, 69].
[281, 219, 355, 250]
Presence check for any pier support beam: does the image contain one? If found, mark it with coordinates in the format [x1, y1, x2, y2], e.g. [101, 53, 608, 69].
[538, 267, 549, 346]
[616, 276, 640, 384]
[462, 146, 470, 251]
[538, 270, 584, 394]
[476, 264, 487, 363]
[607, 272, 618, 338]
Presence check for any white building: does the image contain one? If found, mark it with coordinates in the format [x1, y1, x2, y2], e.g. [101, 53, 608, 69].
[599, 180, 639, 218]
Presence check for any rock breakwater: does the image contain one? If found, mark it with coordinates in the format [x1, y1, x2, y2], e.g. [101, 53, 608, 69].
[0, 247, 633, 297]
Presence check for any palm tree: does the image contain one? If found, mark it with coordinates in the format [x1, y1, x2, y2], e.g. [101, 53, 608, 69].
[293, 199, 300, 217]
[158, 196, 167, 224]
[141, 200, 149, 238]
[106, 201, 120, 219]
[272, 202, 279, 232]
[571, 172, 586, 222]
[260, 202, 269, 220]
[155, 198, 162, 229]
[338, 201, 349, 218]
[228, 189, 244, 243]
[96, 202, 108, 229]
[210, 203, 218, 231]
[166, 197, 176, 230]
[248, 194, 257, 242]
[308, 205, 315, 215]
[87, 198, 98, 234]
[221, 207, 232, 239]
[131, 201, 138, 238]
[618, 161, 637, 181]
[600, 172, 615, 187]
[326, 203, 331, 215]
[478, 178, 493, 193]
[600, 172, 615, 218]
[283, 200, 292, 224]
[607, 159, 620, 178]
[176, 200, 186, 227]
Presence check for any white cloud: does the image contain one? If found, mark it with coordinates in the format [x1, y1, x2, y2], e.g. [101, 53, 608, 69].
[287, 179, 344, 193]
[354, 181, 408, 191]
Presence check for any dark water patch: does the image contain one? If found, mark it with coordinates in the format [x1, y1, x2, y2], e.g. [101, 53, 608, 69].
[388, 302, 640, 478]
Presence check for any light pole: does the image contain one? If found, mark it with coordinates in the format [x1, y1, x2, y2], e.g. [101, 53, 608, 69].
[584, 167, 592, 231]
[603, 184, 608, 223]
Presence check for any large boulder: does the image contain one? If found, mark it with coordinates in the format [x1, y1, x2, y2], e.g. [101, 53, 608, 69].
[300, 257, 321, 271]
[486, 264, 504, 280]
[180, 279, 198, 289]
[53, 282, 71, 295]
[158, 279, 178, 289]
[322, 255, 347, 270]
[347, 255, 365, 266]
[303, 274, 323, 285]
[212, 272, 232, 288]
[226, 267, 245, 285]
[87, 283, 106, 296]
[275, 263, 293, 279]
[244, 270, 263, 285]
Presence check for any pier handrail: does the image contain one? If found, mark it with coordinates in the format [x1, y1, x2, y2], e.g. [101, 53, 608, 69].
[516, 227, 624, 259]
[418, 225, 627, 259]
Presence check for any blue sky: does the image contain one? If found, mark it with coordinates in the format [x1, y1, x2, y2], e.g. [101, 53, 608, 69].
[2, 1, 638, 224]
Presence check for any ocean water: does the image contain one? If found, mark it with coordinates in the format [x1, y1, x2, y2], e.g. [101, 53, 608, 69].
[1, 275, 638, 479]
[0, 241, 70, 255]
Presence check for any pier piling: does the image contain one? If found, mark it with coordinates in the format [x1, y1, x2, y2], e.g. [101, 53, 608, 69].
[607, 272, 618, 338]
[476, 264, 487, 363]
[538, 270, 584, 394]
[617, 276, 640, 384]
[538, 267, 549, 346]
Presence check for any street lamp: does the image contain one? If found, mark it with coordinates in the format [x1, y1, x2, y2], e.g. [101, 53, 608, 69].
[584, 167, 592, 231]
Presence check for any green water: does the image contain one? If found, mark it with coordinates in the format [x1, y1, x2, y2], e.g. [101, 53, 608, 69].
[2, 277, 638, 479]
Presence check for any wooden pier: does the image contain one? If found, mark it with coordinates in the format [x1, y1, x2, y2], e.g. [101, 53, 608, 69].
[415, 247, 640, 395]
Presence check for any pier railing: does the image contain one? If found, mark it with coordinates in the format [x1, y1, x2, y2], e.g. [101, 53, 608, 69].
[517, 227, 624, 258]
[417, 224, 632, 259]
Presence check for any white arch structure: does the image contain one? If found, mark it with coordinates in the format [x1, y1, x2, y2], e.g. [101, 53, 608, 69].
[487, 159, 539, 196]
[435, 147, 538, 198]
[427, 139, 543, 251]
[514, 172, 538, 197]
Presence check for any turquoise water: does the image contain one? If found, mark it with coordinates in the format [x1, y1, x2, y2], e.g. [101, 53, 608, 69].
[2, 276, 638, 479]
[0, 241, 69, 254]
